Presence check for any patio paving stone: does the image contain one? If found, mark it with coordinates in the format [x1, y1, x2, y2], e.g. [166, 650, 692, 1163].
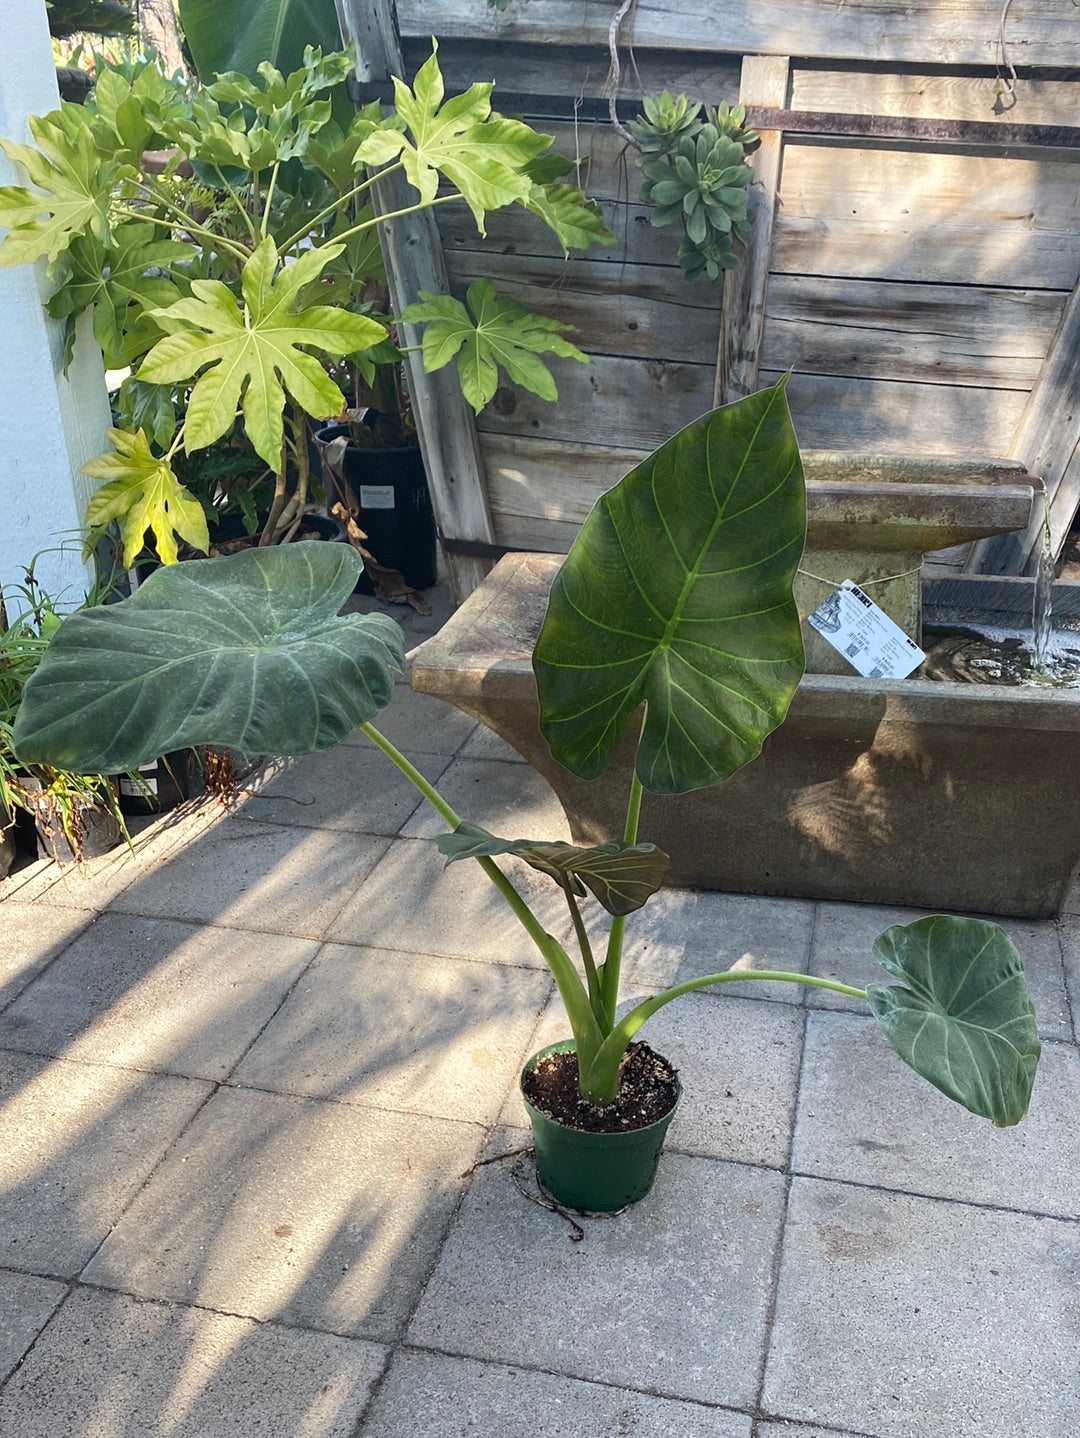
[615, 889, 815, 1003]
[326, 835, 572, 964]
[407, 1149, 787, 1408]
[0, 914, 320, 1081]
[762, 1176, 1080, 1438]
[0, 1271, 67, 1382]
[342, 675, 477, 754]
[109, 816, 391, 938]
[82, 1085, 484, 1342]
[1057, 913, 1080, 1043]
[0, 902, 97, 1005]
[758, 1425, 881, 1438]
[359, 1350, 752, 1437]
[509, 987, 805, 1169]
[238, 743, 450, 835]
[459, 724, 528, 762]
[233, 942, 552, 1124]
[399, 754, 570, 841]
[0, 1051, 212, 1276]
[0, 1287, 387, 1438]
[808, 903, 1071, 1039]
[794, 1012, 1080, 1216]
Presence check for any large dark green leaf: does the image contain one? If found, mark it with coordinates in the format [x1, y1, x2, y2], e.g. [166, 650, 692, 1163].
[177, 0, 341, 85]
[867, 916, 1041, 1127]
[533, 379, 805, 795]
[437, 821, 670, 916]
[12, 546, 404, 774]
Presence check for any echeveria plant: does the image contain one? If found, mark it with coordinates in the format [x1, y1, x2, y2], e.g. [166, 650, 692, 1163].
[12, 381, 1041, 1127]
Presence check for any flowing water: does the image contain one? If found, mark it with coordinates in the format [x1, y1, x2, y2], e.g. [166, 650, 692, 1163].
[1032, 496, 1055, 672]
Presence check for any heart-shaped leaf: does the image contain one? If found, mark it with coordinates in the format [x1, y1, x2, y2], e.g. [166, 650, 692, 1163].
[13, 546, 404, 774]
[866, 916, 1041, 1127]
[437, 821, 670, 915]
[533, 378, 805, 795]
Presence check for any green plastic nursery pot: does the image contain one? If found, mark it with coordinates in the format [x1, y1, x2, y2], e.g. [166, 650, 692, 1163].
[520, 1041, 681, 1212]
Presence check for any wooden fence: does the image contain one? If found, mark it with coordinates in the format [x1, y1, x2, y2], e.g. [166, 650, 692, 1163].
[386, 2, 1080, 586]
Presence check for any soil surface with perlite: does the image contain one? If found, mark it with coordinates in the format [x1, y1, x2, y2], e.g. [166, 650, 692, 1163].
[522, 1043, 679, 1133]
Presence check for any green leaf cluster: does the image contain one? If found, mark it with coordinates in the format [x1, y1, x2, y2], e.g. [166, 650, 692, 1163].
[632, 94, 758, 284]
[0, 42, 610, 566]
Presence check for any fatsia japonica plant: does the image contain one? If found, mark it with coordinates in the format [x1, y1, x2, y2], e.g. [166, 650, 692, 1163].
[12, 382, 1041, 1130]
[0, 42, 608, 562]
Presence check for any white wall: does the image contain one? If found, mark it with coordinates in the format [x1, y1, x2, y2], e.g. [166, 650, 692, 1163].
[0, 0, 112, 616]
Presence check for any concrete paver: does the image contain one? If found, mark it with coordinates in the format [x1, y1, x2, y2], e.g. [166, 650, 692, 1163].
[616, 888, 815, 1003]
[233, 943, 552, 1124]
[763, 1177, 1080, 1438]
[0, 902, 97, 1002]
[795, 1012, 1080, 1215]
[407, 1151, 788, 1409]
[82, 1085, 484, 1342]
[243, 743, 450, 835]
[0, 1272, 67, 1383]
[111, 816, 391, 938]
[0, 583, 1071, 1437]
[399, 754, 570, 841]
[326, 835, 571, 963]
[0, 1051, 212, 1275]
[0, 1287, 387, 1438]
[0, 913, 320, 1081]
[359, 1350, 752, 1437]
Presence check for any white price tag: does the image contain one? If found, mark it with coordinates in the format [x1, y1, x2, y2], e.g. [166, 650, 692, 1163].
[359, 485, 395, 510]
[807, 580, 925, 679]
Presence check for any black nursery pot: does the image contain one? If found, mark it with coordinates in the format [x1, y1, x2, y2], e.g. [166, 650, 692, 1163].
[313, 425, 437, 593]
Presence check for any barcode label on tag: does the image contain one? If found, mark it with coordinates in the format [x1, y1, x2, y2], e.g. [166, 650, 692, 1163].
[359, 485, 395, 510]
[807, 580, 925, 679]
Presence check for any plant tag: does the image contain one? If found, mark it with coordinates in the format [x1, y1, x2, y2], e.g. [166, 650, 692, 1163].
[807, 580, 925, 679]
[359, 485, 395, 510]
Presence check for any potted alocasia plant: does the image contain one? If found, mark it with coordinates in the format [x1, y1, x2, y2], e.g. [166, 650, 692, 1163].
[0, 43, 606, 567]
[11, 381, 1042, 1212]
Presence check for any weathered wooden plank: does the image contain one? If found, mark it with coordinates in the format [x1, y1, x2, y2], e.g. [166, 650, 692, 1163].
[748, 106, 1080, 150]
[482, 435, 642, 549]
[790, 69, 1080, 129]
[445, 251, 720, 363]
[397, 0, 1078, 69]
[761, 275, 1067, 389]
[773, 143, 1080, 288]
[715, 55, 788, 404]
[338, 0, 496, 602]
[439, 197, 682, 267]
[400, 37, 741, 107]
[476, 353, 717, 451]
[968, 279, 1080, 572]
[773, 370, 1027, 454]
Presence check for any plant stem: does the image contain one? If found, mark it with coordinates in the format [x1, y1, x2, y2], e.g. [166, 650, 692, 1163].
[563, 880, 601, 1011]
[328, 192, 460, 251]
[209, 163, 259, 244]
[261, 161, 282, 240]
[360, 720, 603, 1056]
[581, 969, 870, 1101]
[115, 198, 250, 263]
[279, 172, 383, 251]
[598, 765, 644, 1030]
